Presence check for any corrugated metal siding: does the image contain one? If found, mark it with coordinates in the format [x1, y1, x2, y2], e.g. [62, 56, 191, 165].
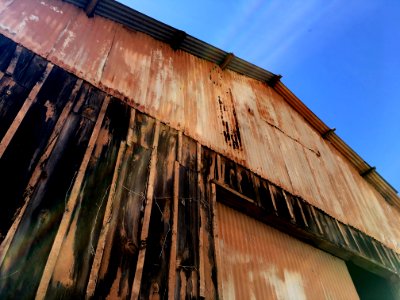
[216, 202, 360, 300]
[0, 0, 399, 254]
[0, 35, 399, 298]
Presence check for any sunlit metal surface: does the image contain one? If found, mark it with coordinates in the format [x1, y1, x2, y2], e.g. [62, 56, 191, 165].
[216, 202, 360, 299]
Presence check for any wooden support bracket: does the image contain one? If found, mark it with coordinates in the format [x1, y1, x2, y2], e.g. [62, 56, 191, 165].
[169, 30, 187, 51]
[85, 0, 101, 17]
[360, 166, 376, 178]
[219, 53, 234, 70]
[267, 74, 282, 87]
[322, 128, 336, 139]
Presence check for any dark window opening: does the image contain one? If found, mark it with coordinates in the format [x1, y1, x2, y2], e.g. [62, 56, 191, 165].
[346, 261, 397, 300]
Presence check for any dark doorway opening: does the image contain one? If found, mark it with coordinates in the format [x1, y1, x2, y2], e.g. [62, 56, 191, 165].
[346, 261, 397, 300]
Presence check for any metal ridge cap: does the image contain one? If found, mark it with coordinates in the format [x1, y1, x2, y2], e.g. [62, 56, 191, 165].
[274, 81, 400, 208]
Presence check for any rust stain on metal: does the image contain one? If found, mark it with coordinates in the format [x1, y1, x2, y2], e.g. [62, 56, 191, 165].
[48, 12, 117, 84]
[0, 0, 79, 57]
[217, 92, 242, 151]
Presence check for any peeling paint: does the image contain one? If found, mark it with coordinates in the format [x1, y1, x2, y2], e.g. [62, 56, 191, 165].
[44, 100, 55, 122]
[40, 1, 63, 14]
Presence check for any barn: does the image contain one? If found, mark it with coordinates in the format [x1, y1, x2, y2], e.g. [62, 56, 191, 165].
[0, 0, 399, 299]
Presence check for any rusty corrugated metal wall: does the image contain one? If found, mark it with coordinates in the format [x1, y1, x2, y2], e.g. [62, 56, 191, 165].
[0, 0, 398, 254]
[0, 32, 399, 298]
[215, 202, 360, 299]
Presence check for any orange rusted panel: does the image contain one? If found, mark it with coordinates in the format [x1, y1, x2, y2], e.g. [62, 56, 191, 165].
[48, 13, 117, 84]
[0, 0, 79, 57]
[216, 202, 360, 300]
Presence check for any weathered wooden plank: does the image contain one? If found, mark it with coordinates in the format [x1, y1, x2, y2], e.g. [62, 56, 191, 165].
[168, 161, 180, 300]
[0, 81, 105, 299]
[0, 76, 29, 141]
[200, 147, 218, 299]
[130, 121, 160, 299]
[139, 123, 177, 299]
[0, 62, 53, 158]
[0, 46, 47, 142]
[86, 109, 136, 298]
[0, 66, 75, 242]
[292, 197, 309, 229]
[0, 79, 83, 265]
[86, 140, 126, 297]
[4, 44, 22, 76]
[8, 47, 47, 90]
[210, 183, 223, 300]
[35, 94, 110, 299]
[174, 136, 201, 299]
[168, 132, 182, 300]
[0, 34, 16, 72]
[215, 154, 238, 192]
[86, 108, 134, 298]
[44, 99, 130, 299]
[197, 142, 206, 299]
[268, 184, 291, 222]
[235, 166, 257, 202]
[181, 134, 196, 170]
[91, 112, 155, 299]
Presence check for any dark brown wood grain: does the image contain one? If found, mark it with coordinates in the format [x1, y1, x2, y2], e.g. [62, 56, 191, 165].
[0, 80, 105, 299]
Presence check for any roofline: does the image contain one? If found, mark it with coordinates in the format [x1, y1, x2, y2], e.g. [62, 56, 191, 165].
[63, 0, 400, 208]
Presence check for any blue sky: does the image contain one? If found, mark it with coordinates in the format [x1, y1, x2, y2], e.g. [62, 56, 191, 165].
[120, 0, 400, 191]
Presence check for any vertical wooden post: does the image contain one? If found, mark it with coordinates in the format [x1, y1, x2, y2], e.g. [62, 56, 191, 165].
[210, 183, 224, 300]
[197, 143, 206, 298]
[130, 121, 160, 300]
[126, 109, 136, 147]
[35, 96, 110, 300]
[86, 108, 135, 297]
[167, 132, 181, 299]
[0, 63, 53, 158]
[0, 79, 83, 266]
